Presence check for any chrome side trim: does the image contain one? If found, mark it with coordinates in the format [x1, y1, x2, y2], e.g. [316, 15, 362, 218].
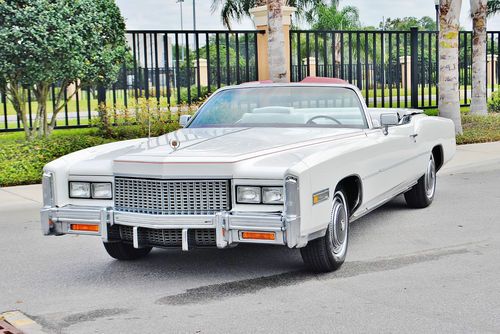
[351, 178, 418, 222]
[362, 152, 429, 180]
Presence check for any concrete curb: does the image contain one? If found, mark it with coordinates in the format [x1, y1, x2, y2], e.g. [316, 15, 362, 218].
[1, 311, 45, 334]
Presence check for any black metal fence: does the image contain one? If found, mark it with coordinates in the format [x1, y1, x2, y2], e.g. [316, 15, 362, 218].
[2, 28, 500, 132]
[1, 30, 262, 132]
[290, 28, 500, 109]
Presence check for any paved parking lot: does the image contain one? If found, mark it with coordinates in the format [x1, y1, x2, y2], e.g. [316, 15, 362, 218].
[1, 144, 500, 333]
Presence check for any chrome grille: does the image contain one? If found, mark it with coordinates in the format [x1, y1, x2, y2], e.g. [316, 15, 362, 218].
[114, 178, 230, 215]
[110, 225, 216, 247]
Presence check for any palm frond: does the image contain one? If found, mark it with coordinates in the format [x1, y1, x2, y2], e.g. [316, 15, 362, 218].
[487, 0, 500, 16]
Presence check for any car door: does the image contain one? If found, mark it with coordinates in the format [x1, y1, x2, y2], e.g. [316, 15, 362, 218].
[361, 122, 419, 209]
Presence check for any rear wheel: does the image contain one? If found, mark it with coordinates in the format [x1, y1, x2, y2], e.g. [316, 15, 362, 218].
[103, 242, 152, 260]
[404, 154, 436, 208]
[300, 190, 349, 273]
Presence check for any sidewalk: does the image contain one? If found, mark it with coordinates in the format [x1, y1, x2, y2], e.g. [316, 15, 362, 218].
[441, 141, 500, 174]
[1, 141, 499, 210]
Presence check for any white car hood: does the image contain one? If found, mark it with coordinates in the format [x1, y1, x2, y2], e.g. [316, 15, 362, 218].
[65, 127, 365, 179]
[120, 127, 360, 160]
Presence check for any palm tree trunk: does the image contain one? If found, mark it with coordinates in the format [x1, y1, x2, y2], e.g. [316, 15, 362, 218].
[438, 0, 463, 134]
[470, 0, 488, 114]
[267, 0, 288, 82]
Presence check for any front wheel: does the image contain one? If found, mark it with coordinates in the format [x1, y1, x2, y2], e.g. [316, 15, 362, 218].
[103, 242, 152, 260]
[404, 153, 436, 208]
[300, 190, 349, 273]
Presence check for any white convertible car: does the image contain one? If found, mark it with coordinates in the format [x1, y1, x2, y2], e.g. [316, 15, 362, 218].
[40, 78, 456, 272]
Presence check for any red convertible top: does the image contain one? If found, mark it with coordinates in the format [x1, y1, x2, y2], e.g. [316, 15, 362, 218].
[240, 77, 348, 85]
[300, 77, 348, 84]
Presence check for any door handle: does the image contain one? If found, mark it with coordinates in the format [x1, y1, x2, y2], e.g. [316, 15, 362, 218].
[409, 133, 418, 142]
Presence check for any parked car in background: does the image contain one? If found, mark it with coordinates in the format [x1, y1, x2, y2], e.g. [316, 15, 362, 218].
[40, 77, 456, 272]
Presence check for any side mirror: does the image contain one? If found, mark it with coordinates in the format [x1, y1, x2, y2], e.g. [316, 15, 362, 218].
[380, 113, 399, 135]
[179, 115, 191, 128]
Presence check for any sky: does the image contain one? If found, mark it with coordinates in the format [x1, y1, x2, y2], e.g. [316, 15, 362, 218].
[116, 0, 500, 31]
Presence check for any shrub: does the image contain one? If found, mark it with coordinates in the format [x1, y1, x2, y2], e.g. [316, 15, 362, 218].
[488, 90, 500, 113]
[0, 135, 112, 187]
[93, 98, 200, 139]
[179, 85, 211, 104]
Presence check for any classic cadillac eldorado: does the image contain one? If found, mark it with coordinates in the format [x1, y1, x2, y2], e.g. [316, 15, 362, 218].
[40, 77, 456, 272]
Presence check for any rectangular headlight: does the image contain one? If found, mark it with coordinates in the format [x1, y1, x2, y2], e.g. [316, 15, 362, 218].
[262, 187, 284, 204]
[69, 182, 91, 198]
[236, 186, 261, 204]
[91, 183, 113, 199]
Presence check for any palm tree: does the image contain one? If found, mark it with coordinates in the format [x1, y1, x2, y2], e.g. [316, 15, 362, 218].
[438, 0, 463, 134]
[487, 0, 500, 15]
[211, 0, 326, 29]
[268, 0, 287, 82]
[469, 0, 499, 114]
[311, 3, 359, 31]
[470, 0, 488, 114]
[311, 2, 360, 67]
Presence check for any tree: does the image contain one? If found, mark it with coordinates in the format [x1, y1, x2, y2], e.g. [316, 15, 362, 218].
[380, 16, 437, 31]
[438, 0, 463, 134]
[470, 0, 488, 114]
[310, 2, 360, 68]
[311, 3, 360, 30]
[0, 0, 128, 139]
[487, 0, 500, 15]
[211, 0, 326, 29]
[268, 0, 287, 82]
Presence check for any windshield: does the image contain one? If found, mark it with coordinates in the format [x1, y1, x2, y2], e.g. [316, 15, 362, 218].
[188, 86, 368, 129]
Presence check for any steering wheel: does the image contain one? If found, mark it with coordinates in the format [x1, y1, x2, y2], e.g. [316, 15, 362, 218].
[306, 115, 342, 125]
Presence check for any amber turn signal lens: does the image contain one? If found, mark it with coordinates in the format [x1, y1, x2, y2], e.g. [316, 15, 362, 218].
[241, 231, 275, 240]
[70, 224, 99, 232]
[313, 194, 320, 204]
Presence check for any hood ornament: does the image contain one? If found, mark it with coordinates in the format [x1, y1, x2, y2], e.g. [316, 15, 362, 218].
[169, 139, 180, 150]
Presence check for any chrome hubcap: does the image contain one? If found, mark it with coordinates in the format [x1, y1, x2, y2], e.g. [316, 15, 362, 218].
[329, 197, 347, 254]
[424, 156, 436, 198]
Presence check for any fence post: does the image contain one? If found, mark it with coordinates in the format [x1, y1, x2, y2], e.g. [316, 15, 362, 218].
[487, 54, 498, 87]
[250, 5, 296, 82]
[303, 57, 316, 77]
[197, 58, 209, 87]
[410, 27, 419, 109]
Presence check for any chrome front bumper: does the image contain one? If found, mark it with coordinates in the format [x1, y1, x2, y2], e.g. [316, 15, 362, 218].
[40, 206, 290, 249]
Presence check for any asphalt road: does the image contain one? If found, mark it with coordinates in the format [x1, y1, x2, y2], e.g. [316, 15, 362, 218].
[1, 162, 500, 334]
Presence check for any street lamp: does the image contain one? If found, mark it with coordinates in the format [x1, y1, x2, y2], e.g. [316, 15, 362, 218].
[192, 0, 197, 30]
[177, 0, 184, 30]
[434, 0, 440, 31]
[177, 0, 197, 31]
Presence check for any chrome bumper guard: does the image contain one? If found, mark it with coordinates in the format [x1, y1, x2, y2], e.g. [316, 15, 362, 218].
[41, 206, 288, 249]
